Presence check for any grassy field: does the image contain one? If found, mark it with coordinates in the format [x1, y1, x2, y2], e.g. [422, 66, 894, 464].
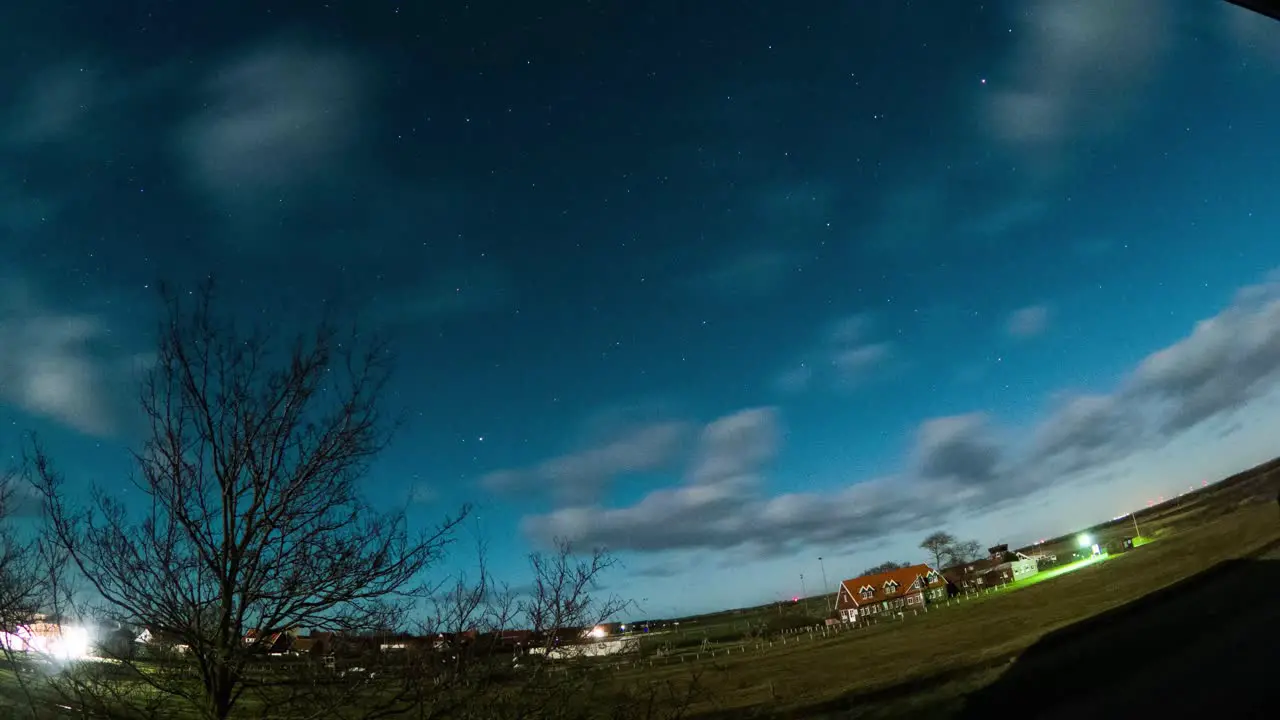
[603, 497, 1280, 718]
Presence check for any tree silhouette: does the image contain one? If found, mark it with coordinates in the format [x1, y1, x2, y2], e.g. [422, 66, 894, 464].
[29, 281, 465, 720]
[920, 531, 957, 569]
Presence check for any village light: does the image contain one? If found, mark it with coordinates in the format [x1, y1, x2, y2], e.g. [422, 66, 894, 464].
[1077, 534, 1092, 549]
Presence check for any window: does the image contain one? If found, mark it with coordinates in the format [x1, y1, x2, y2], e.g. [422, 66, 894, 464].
[859, 585, 875, 600]
[926, 570, 941, 584]
[883, 580, 899, 594]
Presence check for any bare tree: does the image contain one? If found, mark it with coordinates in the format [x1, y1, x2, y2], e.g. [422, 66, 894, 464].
[0, 466, 48, 716]
[920, 532, 985, 570]
[317, 537, 708, 720]
[0, 468, 42, 633]
[949, 539, 984, 565]
[919, 531, 956, 569]
[28, 282, 465, 720]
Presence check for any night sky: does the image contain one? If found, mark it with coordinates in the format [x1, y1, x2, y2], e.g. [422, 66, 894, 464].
[3, 1, 1280, 617]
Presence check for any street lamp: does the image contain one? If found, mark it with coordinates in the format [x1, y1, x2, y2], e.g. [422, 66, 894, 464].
[818, 557, 830, 610]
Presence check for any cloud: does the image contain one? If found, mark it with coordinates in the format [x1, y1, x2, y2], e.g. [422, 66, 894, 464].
[984, 0, 1170, 175]
[478, 420, 692, 505]
[524, 407, 952, 557]
[180, 43, 367, 230]
[832, 343, 892, 383]
[1028, 394, 1141, 476]
[777, 313, 894, 393]
[699, 250, 792, 301]
[4, 63, 98, 146]
[0, 277, 124, 435]
[524, 269, 1280, 558]
[1123, 275, 1280, 435]
[1006, 305, 1049, 338]
[521, 407, 780, 552]
[687, 408, 778, 486]
[913, 414, 1002, 486]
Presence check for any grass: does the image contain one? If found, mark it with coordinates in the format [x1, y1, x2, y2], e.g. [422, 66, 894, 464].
[603, 499, 1280, 717]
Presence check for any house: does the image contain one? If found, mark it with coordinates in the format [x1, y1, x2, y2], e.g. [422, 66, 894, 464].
[944, 545, 1039, 591]
[834, 564, 948, 623]
[243, 627, 299, 655]
[136, 626, 191, 655]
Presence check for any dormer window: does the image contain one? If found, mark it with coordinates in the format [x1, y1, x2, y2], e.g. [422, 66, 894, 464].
[859, 585, 874, 600]
[926, 570, 941, 583]
[910, 576, 924, 590]
[883, 579, 899, 594]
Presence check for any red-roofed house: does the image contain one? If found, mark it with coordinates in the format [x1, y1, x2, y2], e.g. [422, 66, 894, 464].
[834, 564, 948, 623]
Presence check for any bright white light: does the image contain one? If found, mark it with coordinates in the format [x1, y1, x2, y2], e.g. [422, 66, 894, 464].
[53, 626, 92, 661]
[587, 626, 607, 639]
[0, 624, 94, 662]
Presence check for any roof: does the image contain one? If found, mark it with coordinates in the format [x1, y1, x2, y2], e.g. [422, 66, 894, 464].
[943, 557, 1000, 576]
[835, 564, 944, 611]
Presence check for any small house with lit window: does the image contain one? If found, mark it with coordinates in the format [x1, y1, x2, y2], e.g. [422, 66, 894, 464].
[833, 564, 948, 622]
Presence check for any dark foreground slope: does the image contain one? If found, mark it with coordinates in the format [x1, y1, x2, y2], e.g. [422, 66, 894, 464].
[959, 541, 1280, 718]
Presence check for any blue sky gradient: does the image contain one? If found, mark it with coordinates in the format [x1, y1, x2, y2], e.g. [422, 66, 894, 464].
[3, 1, 1280, 617]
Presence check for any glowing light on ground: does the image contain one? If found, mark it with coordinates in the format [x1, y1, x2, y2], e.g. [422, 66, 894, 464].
[0, 624, 94, 662]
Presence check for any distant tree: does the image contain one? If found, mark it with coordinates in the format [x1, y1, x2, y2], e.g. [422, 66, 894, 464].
[318, 536, 708, 720]
[921, 532, 987, 569]
[29, 281, 466, 720]
[949, 539, 984, 565]
[861, 561, 910, 576]
[920, 531, 958, 569]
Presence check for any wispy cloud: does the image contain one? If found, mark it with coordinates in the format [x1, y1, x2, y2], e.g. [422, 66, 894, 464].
[1006, 305, 1049, 338]
[525, 269, 1280, 558]
[984, 0, 1171, 176]
[698, 249, 793, 301]
[478, 420, 693, 506]
[521, 408, 779, 552]
[179, 43, 369, 242]
[4, 63, 99, 146]
[776, 313, 894, 393]
[0, 276, 134, 436]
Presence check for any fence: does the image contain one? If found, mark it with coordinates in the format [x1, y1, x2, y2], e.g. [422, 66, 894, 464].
[557, 583, 1017, 674]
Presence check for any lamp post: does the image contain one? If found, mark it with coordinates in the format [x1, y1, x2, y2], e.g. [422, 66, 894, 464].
[1130, 512, 1141, 539]
[818, 557, 830, 610]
